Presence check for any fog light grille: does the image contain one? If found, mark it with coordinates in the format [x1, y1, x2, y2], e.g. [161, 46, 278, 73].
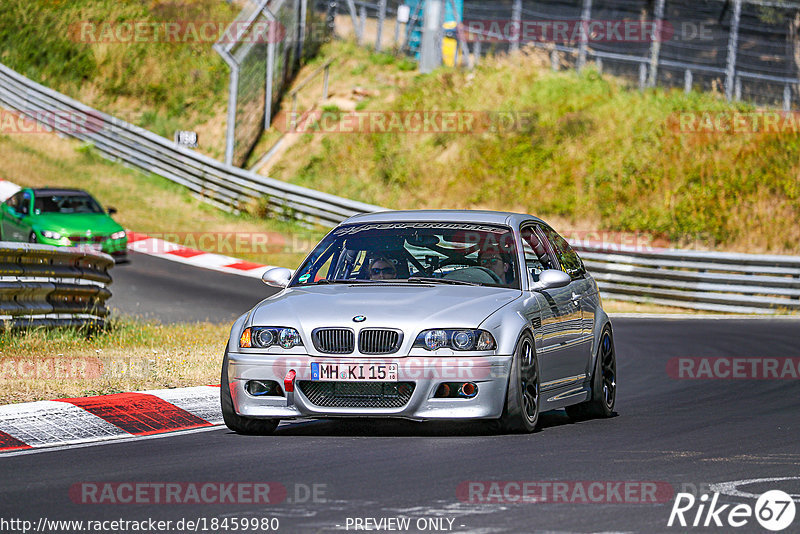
[298, 381, 415, 408]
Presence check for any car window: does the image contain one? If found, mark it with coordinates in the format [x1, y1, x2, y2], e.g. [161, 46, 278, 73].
[33, 193, 103, 214]
[20, 192, 31, 215]
[293, 222, 520, 289]
[5, 192, 20, 210]
[520, 225, 560, 283]
[539, 225, 585, 279]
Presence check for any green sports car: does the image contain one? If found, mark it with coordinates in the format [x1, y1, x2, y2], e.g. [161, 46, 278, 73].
[0, 187, 127, 260]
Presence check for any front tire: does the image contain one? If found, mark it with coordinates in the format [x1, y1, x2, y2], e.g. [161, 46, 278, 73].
[566, 325, 616, 420]
[220, 349, 279, 435]
[498, 332, 540, 433]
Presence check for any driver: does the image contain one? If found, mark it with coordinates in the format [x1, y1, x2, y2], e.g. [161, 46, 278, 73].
[478, 248, 511, 284]
[369, 257, 397, 280]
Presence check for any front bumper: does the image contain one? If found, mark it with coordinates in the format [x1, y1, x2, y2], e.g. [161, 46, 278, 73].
[226, 352, 513, 421]
[37, 235, 128, 257]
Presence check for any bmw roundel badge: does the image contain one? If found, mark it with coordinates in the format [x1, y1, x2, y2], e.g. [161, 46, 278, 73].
[353, 315, 367, 323]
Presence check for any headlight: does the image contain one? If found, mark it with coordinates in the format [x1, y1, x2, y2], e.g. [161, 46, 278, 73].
[414, 329, 496, 351]
[41, 230, 62, 240]
[239, 327, 303, 349]
[110, 230, 126, 240]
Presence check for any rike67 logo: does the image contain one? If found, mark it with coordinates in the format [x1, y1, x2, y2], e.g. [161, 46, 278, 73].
[668, 490, 796, 531]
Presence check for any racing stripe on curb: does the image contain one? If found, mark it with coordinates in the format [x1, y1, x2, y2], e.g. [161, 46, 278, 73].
[0, 430, 30, 450]
[58, 393, 212, 435]
[144, 386, 223, 425]
[125, 231, 279, 279]
[0, 388, 223, 451]
[0, 400, 127, 447]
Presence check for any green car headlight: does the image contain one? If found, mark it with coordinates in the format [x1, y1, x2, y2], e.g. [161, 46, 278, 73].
[110, 230, 126, 240]
[41, 230, 62, 240]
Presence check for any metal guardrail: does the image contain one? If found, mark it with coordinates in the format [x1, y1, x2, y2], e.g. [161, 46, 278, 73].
[571, 243, 800, 315]
[0, 62, 384, 228]
[0, 243, 113, 328]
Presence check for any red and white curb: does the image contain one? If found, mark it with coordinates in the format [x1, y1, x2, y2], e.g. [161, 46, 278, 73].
[125, 231, 277, 279]
[0, 386, 222, 452]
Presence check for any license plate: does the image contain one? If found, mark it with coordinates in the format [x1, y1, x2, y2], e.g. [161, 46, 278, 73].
[311, 362, 398, 382]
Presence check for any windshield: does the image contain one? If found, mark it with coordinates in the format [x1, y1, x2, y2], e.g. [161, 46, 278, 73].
[34, 193, 104, 215]
[292, 222, 520, 289]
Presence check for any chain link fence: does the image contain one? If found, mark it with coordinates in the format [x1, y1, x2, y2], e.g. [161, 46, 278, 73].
[330, 0, 800, 110]
[216, 0, 333, 167]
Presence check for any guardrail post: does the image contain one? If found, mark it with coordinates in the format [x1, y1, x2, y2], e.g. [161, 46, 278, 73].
[298, 0, 308, 62]
[784, 85, 791, 111]
[510, 0, 522, 53]
[346, 0, 362, 44]
[225, 66, 238, 165]
[420, 0, 444, 73]
[734, 76, 741, 101]
[577, 0, 592, 72]
[638, 63, 647, 90]
[376, 0, 387, 52]
[359, 5, 367, 45]
[724, 0, 742, 101]
[323, 63, 330, 99]
[647, 0, 665, 87]
[684, 69, 692, 93]
[265, 39, 276, 128]
[550, 48, 558, 71]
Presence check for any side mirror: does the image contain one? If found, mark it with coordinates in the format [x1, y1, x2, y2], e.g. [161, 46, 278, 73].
[531, 269, 571, 291]
[107, 207, 118, 215]
[261, 267, 293, 288]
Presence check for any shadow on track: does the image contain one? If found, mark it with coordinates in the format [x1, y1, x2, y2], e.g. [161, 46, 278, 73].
[219, 409, 617, 438]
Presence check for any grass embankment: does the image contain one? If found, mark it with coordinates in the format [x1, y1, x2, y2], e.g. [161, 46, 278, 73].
[268, 40, 800, 255]
[0, 320, 226, 404]
[0, 0, 238, 159]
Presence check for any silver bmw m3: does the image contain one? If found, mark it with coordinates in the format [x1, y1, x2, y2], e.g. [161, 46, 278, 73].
[221, 210, 617, 434]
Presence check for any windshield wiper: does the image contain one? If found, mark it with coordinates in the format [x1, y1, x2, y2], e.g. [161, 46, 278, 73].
[405, 277, 480, 286]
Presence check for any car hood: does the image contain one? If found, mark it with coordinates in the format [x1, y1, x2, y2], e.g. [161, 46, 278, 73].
[250, 284, 522, 334]
[32, 213, 122, 236]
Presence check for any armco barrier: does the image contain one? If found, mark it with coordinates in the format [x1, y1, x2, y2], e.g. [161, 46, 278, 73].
[0, 243, 113, 328]
[573, 242, 800, 315]
[0, 62, 384, 227]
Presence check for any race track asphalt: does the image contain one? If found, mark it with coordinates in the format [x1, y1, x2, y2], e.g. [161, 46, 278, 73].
[109, 252, 277, 323]
[1, 256, 798, 533]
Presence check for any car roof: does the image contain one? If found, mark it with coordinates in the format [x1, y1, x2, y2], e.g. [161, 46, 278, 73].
[30, 188, 91, 196]
[343, 209, 545, 227]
